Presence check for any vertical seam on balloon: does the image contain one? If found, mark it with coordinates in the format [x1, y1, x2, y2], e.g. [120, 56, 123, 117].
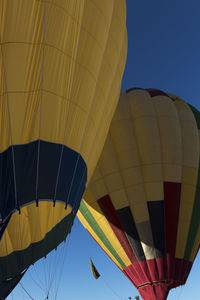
[73, 13, 127, 215]
[35, 0, 46, 206]
[128, 91, 156, 260]
[64, 1, 115, 211]
[150, 97, 165, 257]
[0, 38, 19, 213]
[89, 0, 120, 50]
[150, 96, 170, 283]
[126, 91, 160, 285]
[174, 100, 190, 258]
[184, 105, 200, 259]
[96, 136, 142, 261]
[52, 0, 86, 207]
[168, 101, 183, 260]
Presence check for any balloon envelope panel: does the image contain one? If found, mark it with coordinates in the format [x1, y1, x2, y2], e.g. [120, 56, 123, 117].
[78, 88, 200, 300]
[0, 0, 127, 295]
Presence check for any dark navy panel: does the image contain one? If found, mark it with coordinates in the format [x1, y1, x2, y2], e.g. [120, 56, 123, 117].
[116, 206, 145, 261]
[0, 140, 87, 223]
[0, 147, 15, 221]
[53, 152, 87, 213]
[0, 215, 11, 240]
[147, 201, 166, 258]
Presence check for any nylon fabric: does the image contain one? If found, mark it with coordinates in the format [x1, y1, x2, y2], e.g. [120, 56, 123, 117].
[0, 0, 127, 295]
[0, 0, 127, 181]
[78, 88, 200, 300]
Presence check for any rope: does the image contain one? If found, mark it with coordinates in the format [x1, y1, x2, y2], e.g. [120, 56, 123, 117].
[53, 0, 86, 205]
[64, 0, 115, 211]
[69, 0, 126, 217]
[54, 233, 72, 299]
[0, 36, 18, 212]
[35, 0, 46, 204]
[19, 283, 35, 300]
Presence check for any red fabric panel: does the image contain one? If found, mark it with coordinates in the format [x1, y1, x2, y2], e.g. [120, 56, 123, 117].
[123, 257, 192, 300]
[164, 182, 181, 256]
[98, 195, 137, 263]
[155, 257, 166, 280]
[166, 254, 175, 279]
[147, 88, 168, 98]
[139, 284, 169, 300]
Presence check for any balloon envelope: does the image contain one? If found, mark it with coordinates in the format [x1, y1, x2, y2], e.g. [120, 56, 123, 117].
[78, 88, 200, 300]
[0, 0, 127, 295]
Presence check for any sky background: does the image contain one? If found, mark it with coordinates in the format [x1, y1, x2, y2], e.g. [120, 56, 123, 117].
[8, 0, 200, 299]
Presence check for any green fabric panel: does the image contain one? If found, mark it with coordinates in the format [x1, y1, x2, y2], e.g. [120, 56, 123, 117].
[79, 201, 126, 269]
[184, 105, 200, 259]
[0, 211, 74, 283]
[189, 104, 200, 129]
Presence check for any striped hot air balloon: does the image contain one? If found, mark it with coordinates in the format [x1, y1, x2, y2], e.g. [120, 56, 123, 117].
[78, 88, 200, 300]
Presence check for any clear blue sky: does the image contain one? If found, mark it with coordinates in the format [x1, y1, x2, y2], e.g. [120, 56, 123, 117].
[8, 0, 200, 299]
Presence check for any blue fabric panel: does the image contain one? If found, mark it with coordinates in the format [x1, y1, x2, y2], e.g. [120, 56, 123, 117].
[0, 140, 87, 222]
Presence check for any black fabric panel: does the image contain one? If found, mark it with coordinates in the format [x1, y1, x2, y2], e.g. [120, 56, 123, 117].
[0, 215, 11, 241]
[147, 201, 166, 258]
[0, 211, 74, 283]
[0, 269, 27, 299]
[0, 140, 87, 222]
[116, 206, 145, 261]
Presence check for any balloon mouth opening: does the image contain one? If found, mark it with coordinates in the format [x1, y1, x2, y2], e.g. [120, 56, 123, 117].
[138, 282, 170, 300]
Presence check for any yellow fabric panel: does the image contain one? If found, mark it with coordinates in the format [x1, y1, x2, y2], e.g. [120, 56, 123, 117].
[83, 31, 127, 182]
[77, 210, 123, 271]
[107, 95, 148, 214]
[83, 193, 131, 267]
[152, 96, 182, 182]
[0, 202, 71, 256]
[90, 179, 108, 201]
[176, 182, 197, 258]
[95, 137, 120, 178]
[121, 167, 143, 188]
[110, 189, 129, 210]
[0, 0, 127, 183]
[127, 91, 164, 203]
[182, 167, 198, 185]
[110, 120, 141, 169]
[176, 113, 199, 168]
[0, 93, 10, 150]
[175, 100, 199, 258]
[87, 89, 156, 260]
[128, 191, 150, 223]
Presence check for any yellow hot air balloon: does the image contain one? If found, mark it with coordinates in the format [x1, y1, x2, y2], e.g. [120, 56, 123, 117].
[0, 0, 127, 297]
[78, 88, 200, 300]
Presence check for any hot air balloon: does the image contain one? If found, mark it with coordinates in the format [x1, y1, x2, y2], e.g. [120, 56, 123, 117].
[78, 88, 200, 300]
[0, 0, 127, 297]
